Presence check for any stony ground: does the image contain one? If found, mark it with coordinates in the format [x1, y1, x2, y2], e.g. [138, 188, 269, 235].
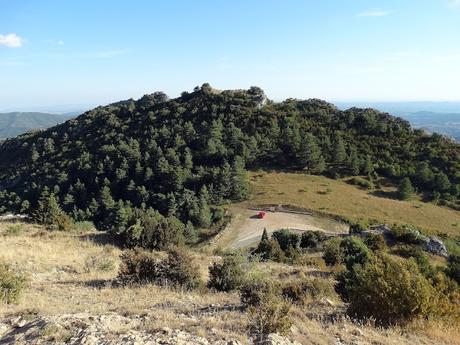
[0, 221, 458, 345]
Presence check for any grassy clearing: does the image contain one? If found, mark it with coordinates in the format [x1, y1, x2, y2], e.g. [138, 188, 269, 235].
[244, 172, 460, 236]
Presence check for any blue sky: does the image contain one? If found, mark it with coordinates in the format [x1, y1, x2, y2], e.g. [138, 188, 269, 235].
[1, 0, 460, 110]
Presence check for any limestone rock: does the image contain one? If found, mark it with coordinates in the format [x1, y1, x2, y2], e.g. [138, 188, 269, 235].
[424, 236, 448, 257]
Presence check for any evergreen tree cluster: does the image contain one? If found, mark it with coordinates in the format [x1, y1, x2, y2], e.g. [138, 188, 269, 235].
[0, 84, 459, 243]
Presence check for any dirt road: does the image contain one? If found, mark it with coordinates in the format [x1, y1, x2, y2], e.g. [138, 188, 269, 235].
[221, 207, 349, 249]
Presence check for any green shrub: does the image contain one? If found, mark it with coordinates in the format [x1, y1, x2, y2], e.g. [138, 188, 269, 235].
[163, 246, 202, 290]
[211, 206, 225, 223]
[281, 278, 336, 305]
[349, 222, 367, 235]
[323, 237, 344, 266]
[0, 260, 27, 304]
[364, 233, 387, 251]
[348, 177, 374, 190]
[240, 277, 281, 308]
[117, 247, 202, 290]
[254, 238, 286, 263]
[300, 230, 327, 250]
[295, 255, 326, 269]
[247, 290, 292, 337]
[395, 246, 436, 279]
[117, 249, 163, 285]
[208, 254, 248, 292]
[340, 237, 371, 270]
[272, 229, 299, 251]
[241, 277, 292, 336]
[391, 224, 425, 244]
[339, 255, 435, 326]
[3, 224, 23, 236]
[446, 255, 460, 285]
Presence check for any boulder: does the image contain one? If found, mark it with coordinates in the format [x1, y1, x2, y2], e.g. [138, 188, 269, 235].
[424, 237, 448, 257]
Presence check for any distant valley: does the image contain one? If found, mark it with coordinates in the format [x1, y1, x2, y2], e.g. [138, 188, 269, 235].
[0, 112, 78, 140]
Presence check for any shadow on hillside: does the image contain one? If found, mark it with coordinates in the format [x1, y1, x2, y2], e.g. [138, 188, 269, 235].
[0, 318, 47, 345]
[78, 232, 125, 248]
[369, 189, 400, 200]
[56, 278, 113, 289]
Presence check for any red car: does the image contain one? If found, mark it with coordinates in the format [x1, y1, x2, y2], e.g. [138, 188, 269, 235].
[257, 211, 266, 219]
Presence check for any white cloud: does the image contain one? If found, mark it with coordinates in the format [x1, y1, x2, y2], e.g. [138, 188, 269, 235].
[448, 0, 460, 8]
[58, 40, 64, 45]
[356, 10, 390, 17]
[0, 33, 23, 48]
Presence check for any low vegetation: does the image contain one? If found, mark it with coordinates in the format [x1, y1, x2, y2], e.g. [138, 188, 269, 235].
[117, 247, 202, 290]
[0, 260, 27, 304]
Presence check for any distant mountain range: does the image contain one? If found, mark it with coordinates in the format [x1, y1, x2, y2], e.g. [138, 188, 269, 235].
[0, 112, 78, 140]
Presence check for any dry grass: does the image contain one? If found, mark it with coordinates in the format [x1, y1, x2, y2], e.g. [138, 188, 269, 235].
[244, 172, 460, 236]
[0, 221, 458, 344]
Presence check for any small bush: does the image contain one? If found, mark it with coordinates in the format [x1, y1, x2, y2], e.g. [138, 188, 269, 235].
[281, 278, 336, 305]
[391, 224, 425, 244]
[208, 254, 248, 292]
[295, 255, 326, 269]
[117, 249, 163, 285]
[248, 290, 292, 337]
[446, 255, 460, 285]
[242, 277, 292, 336]
[340, 237, 371, 270]
[240, 277, 281, 308]
[349, 222, 367, 235]
[339, 255, 435, 326]
[254, 238, 286, 263]
[364, 233, 387, 251]
[272, 229, 299, 251]
[3, 224, 23, 236]
[323, 237, 344, 266]
[163, 246, 202, 290]
[348, 177, 374, 190]
[395, 246, 436, 279]
[117, 247, 202, 290]
[0, 260, 27, 304]
[300, 230, 327, 250]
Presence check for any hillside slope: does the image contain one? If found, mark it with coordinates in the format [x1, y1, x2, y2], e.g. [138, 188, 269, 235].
[1, 222, 457, 345]
[0, 84, 458, 236]
[246, 172, 460, 236]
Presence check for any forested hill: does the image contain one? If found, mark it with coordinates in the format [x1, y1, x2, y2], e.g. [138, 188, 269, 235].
[0, 84, 459, 234]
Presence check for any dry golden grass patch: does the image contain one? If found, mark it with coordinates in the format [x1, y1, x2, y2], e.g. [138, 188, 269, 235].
[245, 172, 460, 236]
[0, 221, 458, 345]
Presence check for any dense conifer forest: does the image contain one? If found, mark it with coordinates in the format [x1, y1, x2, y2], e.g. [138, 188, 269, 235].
[0, 84, 459, 246]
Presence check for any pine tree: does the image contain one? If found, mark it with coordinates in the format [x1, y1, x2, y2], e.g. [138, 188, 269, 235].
[261, 228, 269, 241]
[197, 186, 212, 228]
[398, 177, 414, 200]
[32, 193, 71, 230]
[229, 156, 249, 200]
[333, 135, 347, 165]
[184, 221, 198, 245]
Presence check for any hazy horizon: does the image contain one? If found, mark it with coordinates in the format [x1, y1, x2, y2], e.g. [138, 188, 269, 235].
[2, 0, 460, 109]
